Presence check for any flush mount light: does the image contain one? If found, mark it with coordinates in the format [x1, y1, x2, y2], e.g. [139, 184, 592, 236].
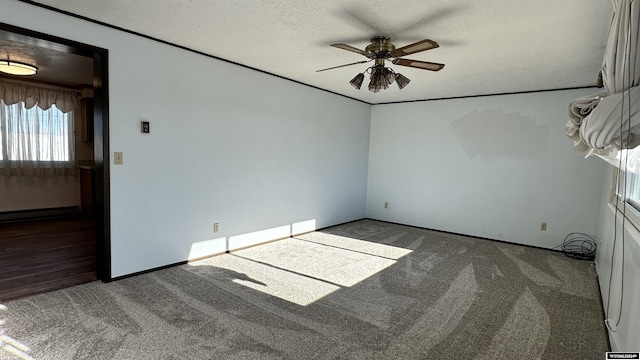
[0, 60, 38, 76]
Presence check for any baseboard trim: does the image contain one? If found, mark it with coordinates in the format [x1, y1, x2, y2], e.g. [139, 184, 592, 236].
[112, 217, 576, 284]
[315, 218, 368, 232]
[608, 331, 621, 352]
[111, 260, 189, 281]
[110, 218, 370, 281]
[186, 251, 228, 264]
[593, 262, 614, 352]
[0, 206, 80, 223]
[364, 218, 567, 255]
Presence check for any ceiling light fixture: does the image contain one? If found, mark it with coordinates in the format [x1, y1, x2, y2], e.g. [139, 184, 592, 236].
[353, 64, 410, 93]
[395, 73, 411, 90]
[318, 36, 443, 93]
[350, 73, 365, 89]
[0, 60, 38, 76]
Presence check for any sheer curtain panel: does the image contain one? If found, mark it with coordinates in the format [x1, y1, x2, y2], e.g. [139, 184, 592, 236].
[0, 80, 79, 176]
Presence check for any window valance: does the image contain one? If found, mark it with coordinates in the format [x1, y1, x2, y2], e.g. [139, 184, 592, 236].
[0, 79, 79, 113]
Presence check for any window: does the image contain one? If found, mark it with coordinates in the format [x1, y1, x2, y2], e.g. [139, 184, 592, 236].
[0, 100, 75, 176]
[627, 174, 640, 210]
[612, 168, 640, 230]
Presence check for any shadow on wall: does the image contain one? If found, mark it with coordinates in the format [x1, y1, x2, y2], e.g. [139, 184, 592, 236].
[451, 109, 549, 163]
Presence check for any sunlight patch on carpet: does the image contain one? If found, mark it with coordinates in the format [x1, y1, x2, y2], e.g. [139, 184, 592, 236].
[1, 304, 34, 360]
[191, 254, 340, 306]
[232, 238, 401, 287]
[295, 232, 412, 260]
[190, 232, 412, 305]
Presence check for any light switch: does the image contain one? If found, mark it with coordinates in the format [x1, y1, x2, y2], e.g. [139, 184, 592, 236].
[141, 121, 150, 133]
[114, 152, 123, 165]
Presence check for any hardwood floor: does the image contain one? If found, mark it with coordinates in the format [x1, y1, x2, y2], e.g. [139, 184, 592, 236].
[0, 216, 97, 302]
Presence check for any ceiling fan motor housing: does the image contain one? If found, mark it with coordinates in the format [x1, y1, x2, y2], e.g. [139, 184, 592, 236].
[365, 36, 395, 59]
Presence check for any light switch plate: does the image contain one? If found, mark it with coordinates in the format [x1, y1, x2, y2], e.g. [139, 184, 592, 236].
[114, 152, 123, 165]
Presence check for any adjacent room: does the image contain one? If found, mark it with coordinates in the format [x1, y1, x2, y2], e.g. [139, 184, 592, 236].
[0, 0, 638, 358]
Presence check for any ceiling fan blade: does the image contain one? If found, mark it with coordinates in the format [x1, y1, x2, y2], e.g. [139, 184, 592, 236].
[392, 58, 445, 71]
[390, 39, 439, 58]
[331, 43, 370, 56]
[396, 6, 461, 34]
[338, 7, 386, 34]
[316, 60, 371, 72]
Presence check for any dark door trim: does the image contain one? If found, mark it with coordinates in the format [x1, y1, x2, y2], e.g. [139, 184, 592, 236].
[0, 22, 112, 281]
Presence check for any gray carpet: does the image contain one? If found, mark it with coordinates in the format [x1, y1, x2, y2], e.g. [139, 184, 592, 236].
[0, 219, 608, 359]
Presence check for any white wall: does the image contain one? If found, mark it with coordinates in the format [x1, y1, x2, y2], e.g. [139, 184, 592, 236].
[367, 89, 607, 249]
[0, 176, 79, 212]
[595, 168, 640, 352]
[1, 2, 371, 277]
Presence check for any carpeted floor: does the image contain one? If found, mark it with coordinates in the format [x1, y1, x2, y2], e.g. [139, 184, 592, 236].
[0, 219, 608, 359]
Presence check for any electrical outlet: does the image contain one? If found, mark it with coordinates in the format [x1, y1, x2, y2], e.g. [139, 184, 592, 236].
[114, 152, 123, 165]
[540, 222, 547, 231]
[384, 202, 389, 209]
[213, 223, 219, 233]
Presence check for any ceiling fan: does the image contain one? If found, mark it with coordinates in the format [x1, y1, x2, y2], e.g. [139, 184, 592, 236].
[317, 36, 444, 93]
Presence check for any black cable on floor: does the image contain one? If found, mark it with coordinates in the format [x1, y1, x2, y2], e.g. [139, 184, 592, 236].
[554, 232, 597, 261]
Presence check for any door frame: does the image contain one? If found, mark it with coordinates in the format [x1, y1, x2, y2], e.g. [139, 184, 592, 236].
[0, 22, 112, 281]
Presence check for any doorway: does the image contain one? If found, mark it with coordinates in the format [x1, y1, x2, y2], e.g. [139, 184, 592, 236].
[0, 22, 110, 300]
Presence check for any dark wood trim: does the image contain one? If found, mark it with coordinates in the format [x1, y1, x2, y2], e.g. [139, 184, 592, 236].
[0, 22, 112, 282]
[313, 218, 370, 232]
[186, 252, 228, 263]
[93, 47, 111, 282]
[111, 260, 189, 281]
[372, 85, 598, 105]
[0, 22, 102, 57]
[0, 74, 92, 90]
[364, 218, 566, 254]
[307, 217, 566, 254]
[112, 216, 570, 283]
[227, 236, 291, 253]
[14, 0, 368, 105]
[0, 206, 79, 223]
[12, 1, 598, 106]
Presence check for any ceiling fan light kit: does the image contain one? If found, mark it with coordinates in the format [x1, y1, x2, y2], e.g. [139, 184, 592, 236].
[369, 65, 396, 93]
[318, 36, 443, 93]
[350, 72, 365, 89]
[395, 73, 411, 90]
[0, 60, 38, 76]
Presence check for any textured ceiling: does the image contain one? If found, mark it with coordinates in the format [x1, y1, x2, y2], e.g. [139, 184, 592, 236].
[22, 0, 613, 103]
[0, 34, 93, 86]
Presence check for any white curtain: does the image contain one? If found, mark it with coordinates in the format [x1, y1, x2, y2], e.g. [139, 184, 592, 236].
[0, 80, 79, 113]
[566, 0, 640, 172]
[0, 81, 79, 176]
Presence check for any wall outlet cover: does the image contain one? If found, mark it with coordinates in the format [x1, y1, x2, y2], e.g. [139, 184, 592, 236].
[114, 152, 123, 165]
